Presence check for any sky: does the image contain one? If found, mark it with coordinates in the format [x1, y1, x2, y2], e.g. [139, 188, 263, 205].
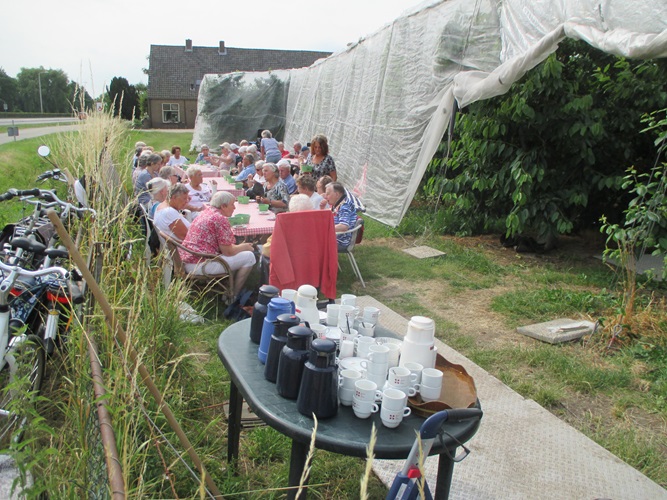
[1, 0, 425, 97]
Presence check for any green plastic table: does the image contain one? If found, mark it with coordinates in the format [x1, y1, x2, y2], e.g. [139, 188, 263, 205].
[217, 319, 481, 499]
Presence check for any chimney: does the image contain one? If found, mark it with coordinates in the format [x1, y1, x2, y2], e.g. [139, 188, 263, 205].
[185, 39, 193, 52]
[219, 40, 226, 55]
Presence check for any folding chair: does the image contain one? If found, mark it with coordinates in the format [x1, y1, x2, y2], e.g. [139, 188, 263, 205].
[337, 217, 365, 288]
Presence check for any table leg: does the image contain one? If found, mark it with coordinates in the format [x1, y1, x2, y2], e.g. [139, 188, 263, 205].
[435, 449, 456, 499]
[287, 439, 309, 500]
[227, 381, 243, 466]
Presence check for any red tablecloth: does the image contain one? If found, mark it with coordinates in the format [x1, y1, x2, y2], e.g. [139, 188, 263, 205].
[231, 201, 275, 238]
[199, 166, 220, 178]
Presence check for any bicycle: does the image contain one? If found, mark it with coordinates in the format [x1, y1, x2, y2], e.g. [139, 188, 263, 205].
[0, 259, 72, 445]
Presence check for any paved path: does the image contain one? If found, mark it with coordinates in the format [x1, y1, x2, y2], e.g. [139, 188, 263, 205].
[0, 124, 79, 145]
[358, 296, 667, 500]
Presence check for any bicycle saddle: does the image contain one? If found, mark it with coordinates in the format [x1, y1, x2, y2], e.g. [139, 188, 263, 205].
[8, 237, 47, 255]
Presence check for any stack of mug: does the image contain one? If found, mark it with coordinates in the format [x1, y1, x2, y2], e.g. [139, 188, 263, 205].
[350, 378, 412, 428]
[399, 316, 438, 370]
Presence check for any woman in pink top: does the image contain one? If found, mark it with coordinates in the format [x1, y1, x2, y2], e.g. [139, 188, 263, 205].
[179, 191, 256, 294]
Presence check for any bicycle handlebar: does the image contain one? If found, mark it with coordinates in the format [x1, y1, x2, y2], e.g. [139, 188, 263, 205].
[0, 260, 68, 280]
[0, 189, 96, 218]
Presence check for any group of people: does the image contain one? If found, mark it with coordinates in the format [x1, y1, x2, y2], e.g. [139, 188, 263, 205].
[131, 131, 361, 295]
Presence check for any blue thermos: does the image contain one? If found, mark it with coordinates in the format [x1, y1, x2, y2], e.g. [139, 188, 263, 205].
[258, 297, 295, 363]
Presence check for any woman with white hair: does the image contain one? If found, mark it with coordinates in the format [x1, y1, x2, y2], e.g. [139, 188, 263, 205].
[260, 130, 282, 164]
[219, 142, 236, 172]
[184, 166, 212, 212]
[154, 183, 191, 241]
[146, 177, 170, 217]
[180, 191, 256, 295]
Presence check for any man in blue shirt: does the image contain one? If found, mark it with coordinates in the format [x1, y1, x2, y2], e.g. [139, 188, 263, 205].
[325, 182, 358, 251]
[277, 160, 297, 194]
[234, 153, 256, 183]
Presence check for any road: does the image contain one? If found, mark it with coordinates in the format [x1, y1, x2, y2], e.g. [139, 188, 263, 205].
[0, 124, 80, 145]
[0, 117, 78, 126]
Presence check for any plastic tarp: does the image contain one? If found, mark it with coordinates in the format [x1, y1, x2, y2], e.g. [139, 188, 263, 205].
[193, 0, 667, 227]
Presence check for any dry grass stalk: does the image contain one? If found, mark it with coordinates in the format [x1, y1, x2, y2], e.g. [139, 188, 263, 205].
[359, 423, 377, 500]
[296, 414, 318, 499]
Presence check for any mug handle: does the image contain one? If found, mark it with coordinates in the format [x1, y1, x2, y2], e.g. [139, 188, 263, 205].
[371, 403, 379, 413]
[413, 383, 421, 393]
[403, 407, 411, 417]
[375, 390, 383, 402]
[407, 387, 417, 397]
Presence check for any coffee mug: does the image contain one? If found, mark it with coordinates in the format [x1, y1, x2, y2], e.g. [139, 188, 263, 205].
[362, 306, 381, 325]
[421, 368, 443, 388]
[381, 387, 409, 411]
[281, 289, 297, 302]
[384, 343, 401, 369]
[380, 406, 411, 428]
[326, 304, 341, 326]
[339, 339, 354, 359]
[341, 294, 357, 306]
[419, 384, 442, 403]
[339, 369, 363, 389]
[341, 328, 359, 343]
[354, 379, 382, 402]
[354, 336, 375, 358]
[357, 323, 375, 337]
[339, 387, 354, 406]
[338, 305, 359, 333]
[402, 362, 424, 384]
[310, 323, 327, 339]
[352, 397, 379, 419]
[367, 344, 389, 364]
[388, 366, 417, 387]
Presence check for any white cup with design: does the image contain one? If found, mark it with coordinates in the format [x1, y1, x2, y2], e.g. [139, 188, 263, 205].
[354, 379, 382, 403]
[352, 398, 379, 419]
[362, 306, 381, 325]
[381, 406, 411, 428]
[403, 362, 424, 385]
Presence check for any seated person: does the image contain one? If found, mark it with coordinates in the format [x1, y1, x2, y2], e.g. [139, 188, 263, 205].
[277, 159, 297, 195]
[278, 141, 290, 158]
[146, 177, 170, 218]
[135, 153, 162, 206]
[153, 183, 191, 241]
[179, 192, 256, 295]
[316, 175, 334, 209]
[324, 182, 358, 251]
[131, 142, 145, 171]
[296, 175, 324, 210]
[195, 144, 220, 166]
[256, 163, 289, 213]
[159, 166, 180, 185]
[234, 153, 256, 183]
[184, 166, 212, 213]
[292, 142, 302, 158]
[218, 142, 236, 171]
[167, 146, 189, 166]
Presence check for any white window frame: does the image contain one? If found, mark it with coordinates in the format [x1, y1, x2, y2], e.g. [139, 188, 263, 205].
[162, 103, 180, 123]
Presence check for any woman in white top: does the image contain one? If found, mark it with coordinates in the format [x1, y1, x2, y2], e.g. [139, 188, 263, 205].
[184, 166, 212, 212]
[153, 183, 191, 241]
[166, 146, 189, 166]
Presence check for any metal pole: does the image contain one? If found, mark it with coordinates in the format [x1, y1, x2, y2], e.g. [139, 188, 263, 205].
[38, 73, 44, 114]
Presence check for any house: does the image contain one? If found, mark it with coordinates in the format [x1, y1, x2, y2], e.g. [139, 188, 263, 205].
[147, 40, 331, 129]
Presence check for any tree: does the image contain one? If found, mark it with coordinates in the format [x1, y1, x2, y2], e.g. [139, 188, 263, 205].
[16, 67, 71, 113]
[68, 81, 94, 112]
[0, 68, 18, 111]
[135, 82, 148, 117]
[425, 39, 667, 244]
[107, 77, 139, 121]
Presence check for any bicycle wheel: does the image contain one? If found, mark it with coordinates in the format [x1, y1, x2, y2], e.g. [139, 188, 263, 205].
[0, 334, 46, 447]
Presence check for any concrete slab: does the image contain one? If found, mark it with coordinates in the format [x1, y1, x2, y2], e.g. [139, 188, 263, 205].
[355, 296, 667, 500]
[516, 318, 596, 344]
[403, 246, 446, 259]
[597, 253, 666, 282]
[0, 455, 30, 499]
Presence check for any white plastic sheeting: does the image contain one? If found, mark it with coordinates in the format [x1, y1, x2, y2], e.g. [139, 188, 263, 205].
[194, 0, 667, 227]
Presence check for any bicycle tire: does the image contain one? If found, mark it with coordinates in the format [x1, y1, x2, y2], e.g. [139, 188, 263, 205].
[0, 334, 46, 447]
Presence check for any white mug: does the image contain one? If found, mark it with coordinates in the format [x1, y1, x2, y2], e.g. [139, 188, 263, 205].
[310, 323, 327, 339]
[381, 406, 411, 428]
[362, 306, 381, 325]
[341, 328, 359, 343]
[357, 323, 375, 337]
[419, 384, 442, 403]
[281, 289, 297, 302]
[367, 344, 389, 364]
[364, 368, 388, 388]
[352, 398, 379, 419]
[339, 369, 362, 389]
[403, 362, 424, 384]
[338, 305, 359, 333]
[341, 294, 357, 306]
[384, 343, 401, 369]
[338, 339, 354, 359]
[354, 379, 382, 402]
[339, 387, 354, 406]
[326, 304, 341, 326]
[421, 368, 443, 388]
[354, 336, 375, 358]
[387, 366, 417, 387]
[381, 387, 409, 411]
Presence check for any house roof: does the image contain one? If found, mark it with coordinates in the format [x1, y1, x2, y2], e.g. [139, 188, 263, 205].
[147, 43, 331, 100]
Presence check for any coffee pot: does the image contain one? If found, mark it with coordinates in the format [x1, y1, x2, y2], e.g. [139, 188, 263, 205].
[276, 326, 314, 399]
[250, 285, 280, 344]
[258, 297, 295, 364]
[297, 339, 338, 419]
[294, 284, 320, 327]
[264, 313, 301, 383]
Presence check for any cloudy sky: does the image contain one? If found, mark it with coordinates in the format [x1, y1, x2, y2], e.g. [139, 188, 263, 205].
[2, 0, 424, 95]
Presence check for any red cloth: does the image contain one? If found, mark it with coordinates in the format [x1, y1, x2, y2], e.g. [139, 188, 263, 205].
[269, 210, 338, 299]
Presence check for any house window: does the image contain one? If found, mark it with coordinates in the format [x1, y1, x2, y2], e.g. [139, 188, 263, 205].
[162, 103, 180, 123]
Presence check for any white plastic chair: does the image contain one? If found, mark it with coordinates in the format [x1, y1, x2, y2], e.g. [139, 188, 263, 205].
[336, 218, 365, 288]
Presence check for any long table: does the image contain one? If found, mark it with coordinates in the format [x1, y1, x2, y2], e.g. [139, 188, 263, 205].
[209, 177, 245, 197]
[217, 319, 482, 499]
[231, 201, 275, 240]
